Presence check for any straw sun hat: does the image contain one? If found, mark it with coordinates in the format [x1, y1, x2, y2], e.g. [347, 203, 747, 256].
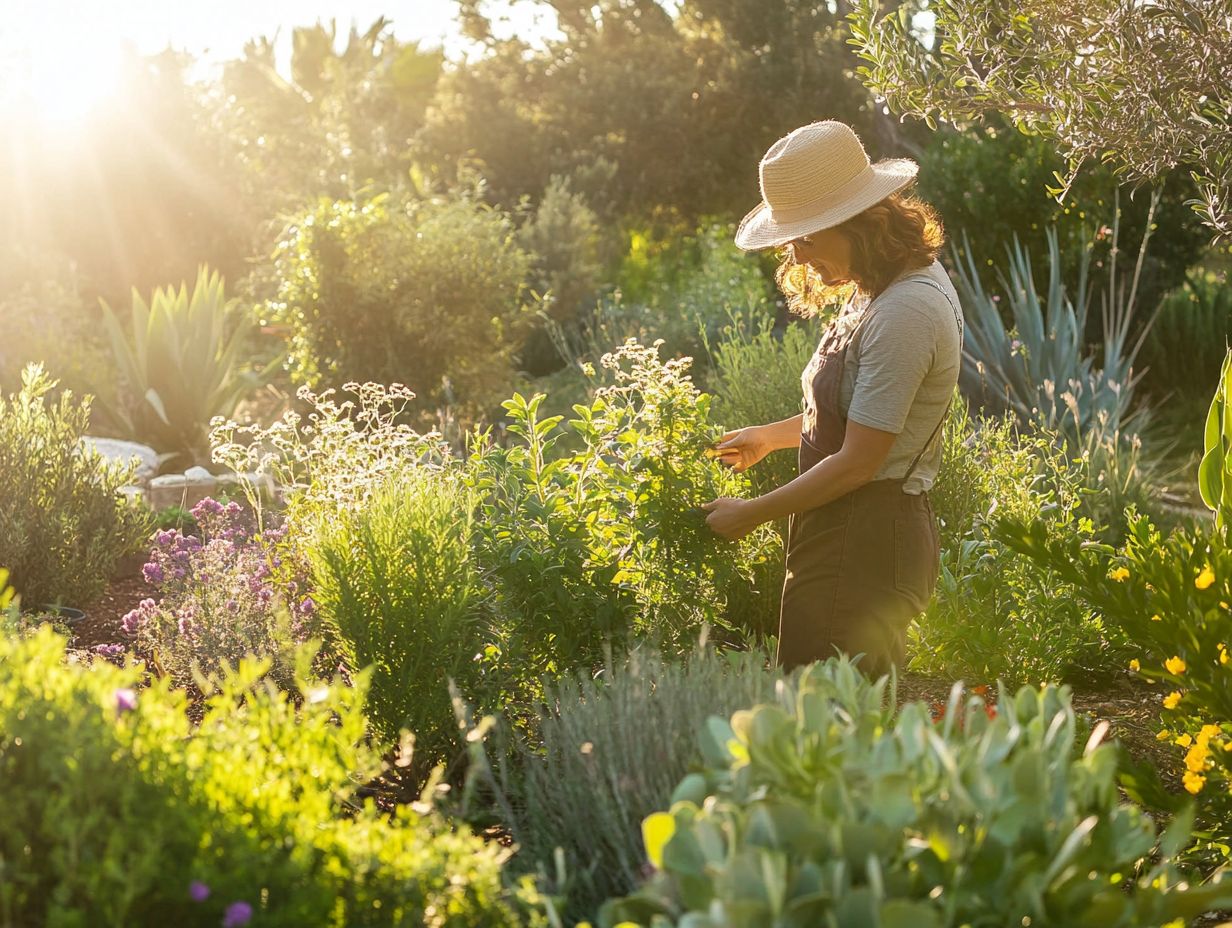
[734, 120, 918, 252]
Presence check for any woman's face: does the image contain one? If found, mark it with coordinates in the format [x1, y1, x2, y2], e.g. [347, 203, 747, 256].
[787, 227, 852, 285]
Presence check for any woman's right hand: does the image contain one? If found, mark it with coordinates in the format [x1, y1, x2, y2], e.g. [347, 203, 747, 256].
[710, 426, 773, 473]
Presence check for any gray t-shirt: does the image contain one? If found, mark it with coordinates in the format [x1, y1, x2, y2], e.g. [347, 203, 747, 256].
[836, 260, 963, 494]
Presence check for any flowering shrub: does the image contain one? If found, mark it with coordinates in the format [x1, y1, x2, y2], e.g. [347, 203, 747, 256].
[121, 497, 315, 688]
[0, 626, 544, 926]
[210, 380, 450, 531]
[468, 339, 782, 693]
[995, 510, 1232, 860]
[598, 658, 1232, 928]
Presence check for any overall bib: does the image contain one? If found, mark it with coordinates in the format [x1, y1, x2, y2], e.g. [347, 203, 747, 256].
[777, 274, 960, 677]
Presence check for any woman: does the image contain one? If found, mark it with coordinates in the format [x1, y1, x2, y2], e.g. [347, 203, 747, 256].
[701, 120, 963, 677]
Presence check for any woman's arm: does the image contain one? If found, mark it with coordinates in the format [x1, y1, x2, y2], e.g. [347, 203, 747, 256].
[762, 413, 805, 450]
[746, 419, 895, 522]
[702, 418, 896, 538]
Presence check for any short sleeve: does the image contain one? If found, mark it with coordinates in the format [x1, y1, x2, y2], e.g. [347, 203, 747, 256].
[846, 302, 936, 434]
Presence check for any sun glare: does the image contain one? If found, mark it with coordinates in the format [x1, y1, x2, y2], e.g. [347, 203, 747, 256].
[0, 15, 124, 130]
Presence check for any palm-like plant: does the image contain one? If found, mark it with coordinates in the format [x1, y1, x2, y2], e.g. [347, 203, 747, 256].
[98, 267, 274, 462]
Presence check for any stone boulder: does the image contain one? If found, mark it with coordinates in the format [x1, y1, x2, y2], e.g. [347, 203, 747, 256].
[80, 437, 160, 486]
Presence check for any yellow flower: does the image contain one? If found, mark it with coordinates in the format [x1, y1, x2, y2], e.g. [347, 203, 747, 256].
[1175, 733, 1193, 747]
[1157, 729, 1172, 741]
[1185, 743, 1210, 773]
[1196, 565, 1216, 590]
[1165, 656, 1187, 675]
[1220, 644, 1229, 666]
[1163, 691, 1182, 710]
[1129, 659, 1141, 672]
[1109, 566, 1130, 582]
[1183, 770, 1207, 794]
[1200, 724, 1222, 740]
[1150, 613, 1162, 622]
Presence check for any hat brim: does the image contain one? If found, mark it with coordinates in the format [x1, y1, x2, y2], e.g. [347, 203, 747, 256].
[733, 158, 919, 252]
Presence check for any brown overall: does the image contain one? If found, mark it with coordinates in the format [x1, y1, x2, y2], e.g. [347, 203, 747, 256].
[777, 273, 961, 677]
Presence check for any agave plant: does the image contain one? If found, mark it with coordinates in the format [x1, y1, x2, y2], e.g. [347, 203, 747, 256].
[954, 225, 1150, 445]
[98, 267, 275, 462]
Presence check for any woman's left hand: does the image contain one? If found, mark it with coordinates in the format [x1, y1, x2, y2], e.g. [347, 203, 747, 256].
[700, 497, 762, 540]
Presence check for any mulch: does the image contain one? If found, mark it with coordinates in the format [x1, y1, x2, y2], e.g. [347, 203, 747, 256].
[896, 669, 1179, 790]
[70, 569, 152, 651]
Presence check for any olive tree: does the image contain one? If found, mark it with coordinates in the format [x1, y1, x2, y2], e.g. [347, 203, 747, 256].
[848, 0, 1232, 239]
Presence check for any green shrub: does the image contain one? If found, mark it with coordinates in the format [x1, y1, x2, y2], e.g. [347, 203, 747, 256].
[474, 642, 780, 922]
[599, 658, 1232, 928]
[708, 315, 816, 499]
[0, 627, 543, 927]
[559, 223, 775, 375]
[266, 193, 533, 423]
[919, 402, 1134, 686]
[916, 119, 1208, 315]
[517, 175, 608, 375]
[469, 339, 782, 681]
[98, 266, 271, 464]
[308, 467, 485, 769]
[1140, 271, 1232, 407]
[0, 263, 113, 400]
[0, 364, 149, 607]
[995, 508, 1232, 862]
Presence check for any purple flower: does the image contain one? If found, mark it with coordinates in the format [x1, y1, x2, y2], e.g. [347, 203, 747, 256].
[222, 901, 253, 927]
[142, 561, 165, 585]
[192, 497, 224, 519]
[189, 880, 210, 902]
[120, 599, 157, 638]
[114, 688, 137, 714]
[298, 597, 315, 616]
[93, 643, 125, 661]
[177, 614, 196, 637]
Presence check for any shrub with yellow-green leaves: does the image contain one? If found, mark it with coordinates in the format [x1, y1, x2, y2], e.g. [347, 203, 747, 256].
[0, 627, 544, 927]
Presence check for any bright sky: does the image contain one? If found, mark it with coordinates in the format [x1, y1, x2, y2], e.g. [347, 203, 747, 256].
[0, 0, 557, 124]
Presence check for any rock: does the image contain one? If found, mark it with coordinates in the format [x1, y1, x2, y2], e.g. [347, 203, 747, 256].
[81, 437, 159, 485]
[148, 472, 218, 511]
[183, 465, 214, 480]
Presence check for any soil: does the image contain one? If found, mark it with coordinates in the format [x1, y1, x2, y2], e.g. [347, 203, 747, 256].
[71, 569, 152, 651]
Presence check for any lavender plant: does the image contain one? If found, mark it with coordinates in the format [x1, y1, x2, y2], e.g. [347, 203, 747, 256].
[120, 497, 316, 689]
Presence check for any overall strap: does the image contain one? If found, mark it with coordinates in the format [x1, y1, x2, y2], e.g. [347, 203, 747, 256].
[901, 277, 963, 482]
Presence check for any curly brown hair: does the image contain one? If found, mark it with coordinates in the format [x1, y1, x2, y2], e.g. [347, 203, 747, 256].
[775, 192, 945, 316]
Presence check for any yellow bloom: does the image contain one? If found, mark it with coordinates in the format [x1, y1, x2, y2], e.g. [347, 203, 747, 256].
[1129, 659, 1141, 672]
[1175, 733, 1193, 747]
[1157, 729, 1172, 741]
[1163, 691, 1182, 710]
[1109, 566, 1130, 582]
[1200, 724, 1222, 740]
[1185, 743, 1210, 773]
[1220, 644, 1229, 666]
[1150, 613, 1162, 622]
[1196, 565, 1216, 590]
[1165, 656, 1187, 675]
[1183, 770, 1207, 794]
